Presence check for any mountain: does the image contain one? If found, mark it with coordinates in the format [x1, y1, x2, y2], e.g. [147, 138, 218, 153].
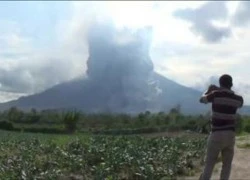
[0, 73, 208, 114]
[0, 21, 248, 114]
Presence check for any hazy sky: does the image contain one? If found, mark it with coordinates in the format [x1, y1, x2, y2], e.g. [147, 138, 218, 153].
[1, 1, 250, 104]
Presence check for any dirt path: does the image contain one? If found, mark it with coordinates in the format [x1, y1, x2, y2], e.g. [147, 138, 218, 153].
[183, 135, 250, 180]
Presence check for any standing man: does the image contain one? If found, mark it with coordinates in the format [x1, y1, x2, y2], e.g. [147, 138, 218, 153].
[199, 74, 244, 180]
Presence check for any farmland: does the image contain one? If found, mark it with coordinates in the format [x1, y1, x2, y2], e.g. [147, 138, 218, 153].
[0, 130, 206, 180]
[0, 107, 248, 179]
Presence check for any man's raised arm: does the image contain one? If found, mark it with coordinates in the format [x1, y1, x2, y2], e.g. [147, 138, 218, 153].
[199, 84, 218, 104]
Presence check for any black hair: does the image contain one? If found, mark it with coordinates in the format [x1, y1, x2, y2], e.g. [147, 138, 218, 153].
[219, 74, 233, 88]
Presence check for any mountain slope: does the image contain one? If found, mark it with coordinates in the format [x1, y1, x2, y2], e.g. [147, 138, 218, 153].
[1, 72, 249, 114]
[0, 72, 209, 114]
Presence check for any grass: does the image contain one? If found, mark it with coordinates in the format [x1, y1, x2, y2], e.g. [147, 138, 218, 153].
[237, 142, 250, 149]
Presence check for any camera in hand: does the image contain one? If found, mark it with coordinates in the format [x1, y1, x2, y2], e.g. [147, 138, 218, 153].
[204, 84, 219, 95]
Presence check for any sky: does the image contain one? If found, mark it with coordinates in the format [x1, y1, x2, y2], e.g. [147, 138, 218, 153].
[1, 1, 250, 104]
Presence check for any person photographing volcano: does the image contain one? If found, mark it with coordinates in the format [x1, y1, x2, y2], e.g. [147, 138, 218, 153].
[199, 74, 244, 180]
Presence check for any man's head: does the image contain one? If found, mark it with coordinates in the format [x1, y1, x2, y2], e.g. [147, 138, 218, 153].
[219, 74, 233, 89]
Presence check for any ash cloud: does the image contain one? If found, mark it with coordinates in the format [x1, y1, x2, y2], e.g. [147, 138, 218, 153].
[86, 20, 154, 81]
[84, 20, 162, 111]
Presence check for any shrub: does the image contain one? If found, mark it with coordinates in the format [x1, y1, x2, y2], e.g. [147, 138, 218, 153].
[0, 121, 14, 131]
[63, 111, 80, 133]
[22, 127, 65, 134]
[244, 124, 250, 133]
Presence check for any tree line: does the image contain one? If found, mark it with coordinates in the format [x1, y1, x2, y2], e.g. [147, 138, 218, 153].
[0, 105, 249, 135]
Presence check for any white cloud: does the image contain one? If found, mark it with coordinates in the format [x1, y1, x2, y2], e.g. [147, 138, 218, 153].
[153, 24, 250, 104]
[0, 19, 86, 102]
[0, 91, 26, 103]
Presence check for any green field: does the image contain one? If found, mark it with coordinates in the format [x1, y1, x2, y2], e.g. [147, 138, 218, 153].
[0, 130, 206, 180]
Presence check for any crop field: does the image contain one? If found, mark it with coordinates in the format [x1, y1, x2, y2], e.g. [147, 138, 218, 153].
[0, 130, 206, 180]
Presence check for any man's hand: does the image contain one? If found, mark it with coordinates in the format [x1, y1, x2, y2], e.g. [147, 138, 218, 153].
[200, 84, 219, 104]
[205, 84, 219, 95]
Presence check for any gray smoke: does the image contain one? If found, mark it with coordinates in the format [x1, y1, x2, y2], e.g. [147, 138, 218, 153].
[85, 20, 162, 110]
[86, 21, 154, 80]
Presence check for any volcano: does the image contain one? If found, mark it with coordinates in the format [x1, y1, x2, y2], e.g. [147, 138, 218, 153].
[0, 22, 209, 114]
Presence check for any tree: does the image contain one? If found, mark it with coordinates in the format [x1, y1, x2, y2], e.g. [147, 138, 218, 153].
[169, 104, 182, 124]
[63, 111, 80, 133]
[169, 104, 181, 115]
[137, 112, 146, 127]
[26, 108, 40, 123]
[235, 113, 244, 134]
[7, 107, 23, 122]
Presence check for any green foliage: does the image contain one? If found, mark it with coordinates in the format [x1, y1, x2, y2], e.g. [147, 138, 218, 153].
[6, 107, 24, 122]
[235, 113, 244, 134]
[0, 121, 14, 131]
[238, 115, 250, 134]
[244, 125, 250, 133]
[1, 105, 250, 135]
[0, 130, 206, 179]
[21, 127, 65, 134]
[62, 111, 80, 133]
[25, 108, 41, 123]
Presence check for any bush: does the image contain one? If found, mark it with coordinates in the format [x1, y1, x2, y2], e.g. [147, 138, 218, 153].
[167, 123, 181, 132]
[63, 111, 80, 133]
[182, 120, 198, 131]
[244, 124, 250, 133]
[22, 127, 65, 134]
[0, 121, 14, 131]
[236, 114, 244, 134]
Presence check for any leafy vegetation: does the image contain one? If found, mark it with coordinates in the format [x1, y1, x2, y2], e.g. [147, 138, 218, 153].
[62, 110, 81, 133]
[0, 105, 247, 136]
[0, 106, 213, 134]
[0, 105, 247, 179]
[0, 130, 206, 179]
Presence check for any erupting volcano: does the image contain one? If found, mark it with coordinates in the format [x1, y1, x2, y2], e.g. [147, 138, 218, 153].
[0, 21, 208, 114]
